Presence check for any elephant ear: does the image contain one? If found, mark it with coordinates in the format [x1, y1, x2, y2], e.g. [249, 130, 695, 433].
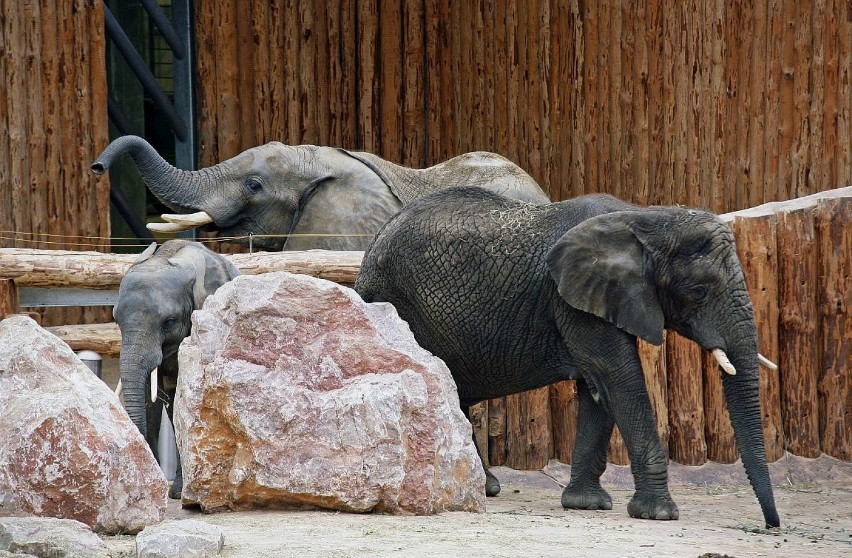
[545, 212, 664, 345]
[133, 241, 158, 265]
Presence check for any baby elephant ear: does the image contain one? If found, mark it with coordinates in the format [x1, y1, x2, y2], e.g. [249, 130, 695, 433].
[545, 212, 664, 345]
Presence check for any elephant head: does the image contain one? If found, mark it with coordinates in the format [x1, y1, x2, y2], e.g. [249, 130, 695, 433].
[547, 206, 780, 528]
[91, 136, 549, 251]
[113, 240, 240, 437]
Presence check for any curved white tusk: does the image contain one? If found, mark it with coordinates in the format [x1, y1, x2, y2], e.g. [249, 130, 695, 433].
[114, 378, 123, 398]
[161, 211, 214, 227]
[146, 211, 214, 233]
[147, 221, 191, 233]
[712, 348, 737, 376]
[151, 368, 158, 403]
[758, 353, 778, 371]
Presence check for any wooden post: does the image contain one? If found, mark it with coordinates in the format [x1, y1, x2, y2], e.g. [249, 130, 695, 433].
[467, 400, 489, 467]
[487, 396, 507, 466]
[731, 215, 784, 462]
[639, 339, 669, 458]
[776, 205, 821, 457]
[815, 198, 851, 461]
[703, 351, 738, 463]
[0, 279, 19, 319]
[505, 387, 552, 470]
[549, 380, 578, 463]
[666, 331, 706, 465]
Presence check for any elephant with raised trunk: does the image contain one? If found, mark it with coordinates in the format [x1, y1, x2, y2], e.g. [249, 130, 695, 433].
[113, 239, 240, 499]
[92, 136, 550, 250]
[355, 187, 780, 528]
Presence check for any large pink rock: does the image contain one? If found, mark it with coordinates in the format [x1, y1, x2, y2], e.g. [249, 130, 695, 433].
[175, 272, 485, 514]
[0, 315, 168, 534]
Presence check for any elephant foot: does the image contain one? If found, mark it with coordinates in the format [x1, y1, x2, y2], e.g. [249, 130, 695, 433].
[626, 491, 679, 520]
[168, 477, 183, 500]
[561, 482, 612, 510]
[485, 468, 501, 497]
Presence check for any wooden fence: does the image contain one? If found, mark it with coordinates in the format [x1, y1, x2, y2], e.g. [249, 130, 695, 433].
[194, 0, 852, 212]
[1, 186, 849, 466]
[0, 1, 110, 327]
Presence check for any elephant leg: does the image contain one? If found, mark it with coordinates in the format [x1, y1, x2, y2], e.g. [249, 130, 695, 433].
[145, 397, 164, 460]
[461, 404, 500, 497]
[162, 375, 183, 500]
[561, 378, 614, 510]
[598, 351, 678, 520]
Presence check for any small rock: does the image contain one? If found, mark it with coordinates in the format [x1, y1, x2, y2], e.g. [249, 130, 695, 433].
[175, 272, 485, 514]
[0, 516, 108, 558]
[0, 315, 168, 534]
[136, 519, 224, 558]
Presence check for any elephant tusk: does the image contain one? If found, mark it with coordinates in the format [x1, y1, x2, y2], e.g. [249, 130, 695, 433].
[114, 378, 122, 398]
[712, 348, 737, 376]
[151, 368, 158, 403]
[147, 211, 214, 233]
[758, 353, 778, 371]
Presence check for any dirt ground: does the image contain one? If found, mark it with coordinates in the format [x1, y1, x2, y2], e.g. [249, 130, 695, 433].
[96, 455, 852, 558]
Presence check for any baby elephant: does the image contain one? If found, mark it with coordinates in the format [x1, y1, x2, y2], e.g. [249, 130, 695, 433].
[355, 187, 779, 528]
[113, 239, 240, 499]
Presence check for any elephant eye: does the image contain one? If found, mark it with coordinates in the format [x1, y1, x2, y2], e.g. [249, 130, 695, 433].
[161, 318, 176, 331]
[688, 284, 708, 303]
[244, 177, 263, 195]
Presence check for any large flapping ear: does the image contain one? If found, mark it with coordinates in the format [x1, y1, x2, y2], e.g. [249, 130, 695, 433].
[545, 212, 664, 345]
[167, 245, 210, 309]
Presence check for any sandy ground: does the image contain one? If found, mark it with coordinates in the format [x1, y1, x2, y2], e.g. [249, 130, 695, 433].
[94, 455, 852, 558]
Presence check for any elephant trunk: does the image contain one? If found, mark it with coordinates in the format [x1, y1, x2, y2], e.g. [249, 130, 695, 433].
[118, 343, 161, 438]
[720, 322, 780, 528]
[92, 135, 211, 214]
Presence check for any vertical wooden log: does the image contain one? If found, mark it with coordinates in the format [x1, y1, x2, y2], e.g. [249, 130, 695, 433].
[776, 205, 821, 457]
[0, 280, 19, 320]
[596, 0, 613, 197]
[313, 0, 330, 146]
[467, 401, 489, 467]
[821, 0, 839, 192]
[195, 0, 219, 163]
[703, 351, 738, 463]
[298, 1, 318, 144]
[762, 0, 782, 207]
[838, 0, 852, 189]
[807, 0, 827, 194]
[722, 2, 743, 211]
[582, 0, 599, 199]
[639, 338, 669, 457]
[356, 0, 379, 153]
[645, 0, 664, 206]
[23, 1, 47, 250]
[403, 0, 425, 167]
[630, 0, 649, 208]
[338, 0, 357, 150]
[379, 0, 402, 160]
[666, 331, 707, 465]
[6, 3, 31, 242]
[775, 0, 795, 202]
[746, 0, 767, 209]
[685, 1, 701, 209]
[566, 0, 586, 201]
[216, 0, 241, 157]
[607, 427, 629, 466]
[607, 0, 624, 202]
[549, 380, 578, 463]
[815, 198, 851, 461]
[505, 388, 552, 470]
[425, 0, 447, 163]
[251, 1, 271, 144]
[487, 396, 507, 466]
[283, 0, 302, 144]
[732, 214, 784, 462]
[0, 2, 12, 249]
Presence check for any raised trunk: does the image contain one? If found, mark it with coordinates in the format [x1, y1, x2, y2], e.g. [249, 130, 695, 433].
[721, 328, 780, 528]
[92, 135, 210, 213]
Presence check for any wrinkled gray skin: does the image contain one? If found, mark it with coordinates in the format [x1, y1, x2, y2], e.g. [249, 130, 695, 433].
[355, 187, 780, 528]
[113, 240, 240, 499]
[91, 136, 550, 250]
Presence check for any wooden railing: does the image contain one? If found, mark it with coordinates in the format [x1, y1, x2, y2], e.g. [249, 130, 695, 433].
[1, 187, 849, 466]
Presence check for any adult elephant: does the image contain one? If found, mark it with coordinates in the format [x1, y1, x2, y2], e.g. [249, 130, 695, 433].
[91, 136, 550, 250]
[113, 239, 240, 499]
[355, 187, 780, 528]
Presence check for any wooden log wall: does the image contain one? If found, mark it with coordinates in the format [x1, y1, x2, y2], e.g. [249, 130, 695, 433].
[0, 1, 110, 326]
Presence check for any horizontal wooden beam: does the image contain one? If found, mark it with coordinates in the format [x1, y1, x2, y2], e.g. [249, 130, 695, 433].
[0, 249, 364, 289]
[46, 322, 122, 358]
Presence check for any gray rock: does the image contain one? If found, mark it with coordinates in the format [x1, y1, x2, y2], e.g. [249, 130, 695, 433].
[136, 519, 224, 558]
[0, 315, 168, 534]
[0, 517, 108, 558]
[175, 272, 485, 514]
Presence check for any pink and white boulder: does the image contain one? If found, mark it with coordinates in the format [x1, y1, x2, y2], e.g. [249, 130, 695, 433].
[175, 272, 485, 514]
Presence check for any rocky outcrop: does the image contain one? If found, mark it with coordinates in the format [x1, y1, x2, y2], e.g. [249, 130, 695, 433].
[136, 519, 225, 558]
[175, 272, 485, 514]
[0, 315, 168, 534]
[0, 517, 108, 558]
